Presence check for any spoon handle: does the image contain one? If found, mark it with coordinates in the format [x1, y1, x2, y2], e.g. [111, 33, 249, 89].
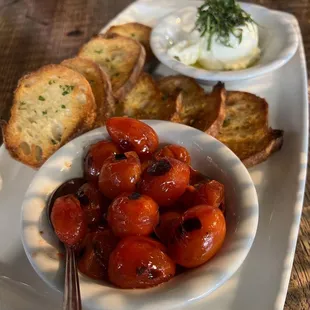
[63, 246, 82, 310]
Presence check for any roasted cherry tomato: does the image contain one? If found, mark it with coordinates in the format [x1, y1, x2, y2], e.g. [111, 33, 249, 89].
[108, 236, 176, 288]
[106, 117, 159, 156]
[177, 185, 198, 210]
[155, 211, 181, 245]
[78, 229, 119, 280]
[51, 195, 87, 247]
[84, 140, 121, 183]
[189, 167, 209, 185]
[78, 232, 106, 280]
[167, 205, 226, 268]
[141, 159, 153, 173]
[155, 144, 191, 164]
[139, 158, 190, 207]
[108, 192, 159, 237]
[99, 151, 142, 199]
[76, 183, 103, 227]
[195, 180, 224, 208]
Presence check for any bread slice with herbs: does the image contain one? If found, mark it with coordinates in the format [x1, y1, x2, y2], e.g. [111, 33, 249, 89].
[78, 35, 146, 101]
[217, 91, 284, 167]
[61, 57, 115, 126]
[117, 72, 176, 120]
[3, 64, 96, 168]
[105, 23, 153, 63]
[158, 76, 226, 136]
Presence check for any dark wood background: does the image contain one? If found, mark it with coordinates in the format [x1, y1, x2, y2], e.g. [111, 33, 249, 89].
[0, 0, 309, 309]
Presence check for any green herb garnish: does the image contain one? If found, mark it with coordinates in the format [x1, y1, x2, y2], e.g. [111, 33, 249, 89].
[20, 101, 26, 106]
[95, 49, 103, 54]
[174, 56, 180, 61]
[42, 110, 47, 115]
[60, 85, 74, 96]
[38, 95, 45, 101]
[161, 94, 168, 101]
[195, 0, 255, 50]
[51, 139, 57, 145]
[61, 105, 66, 109]
[48, 80, 56, 85]
[223, 118, 230, 127]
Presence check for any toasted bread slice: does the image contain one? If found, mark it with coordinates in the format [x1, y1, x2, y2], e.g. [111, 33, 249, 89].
[78, 35, 146, 101]
[161, 77, 226, 136]
[61, 57, 115, 126]
[158, 75, 205, 99]
[105, 23, 153, 63]
[217, 91, 284, 167]
[118, 73, 176, 120]
[3, 64, 96, 168]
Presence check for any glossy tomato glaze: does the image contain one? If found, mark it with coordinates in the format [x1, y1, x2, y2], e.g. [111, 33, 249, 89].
[48, 118, 227, 289]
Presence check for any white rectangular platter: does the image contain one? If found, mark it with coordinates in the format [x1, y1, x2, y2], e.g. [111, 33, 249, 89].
[0, 1, 308, 309]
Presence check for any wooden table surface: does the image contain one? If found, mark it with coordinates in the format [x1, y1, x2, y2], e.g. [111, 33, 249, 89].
[0, 0, 309, 309]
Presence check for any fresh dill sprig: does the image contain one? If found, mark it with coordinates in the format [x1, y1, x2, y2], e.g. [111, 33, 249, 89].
[195, 0, 255, 50]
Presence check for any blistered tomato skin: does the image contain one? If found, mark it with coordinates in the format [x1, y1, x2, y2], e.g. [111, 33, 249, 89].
[155, 144, 191, 164]
[189, 167, 210, 186]
[78, 229, 119, 280]
[98, 151, 142, 199]
[51, 195, 87, 247]
[93, 229, 119, 267]
[139, 157, 190, 207]
[155, 211, 181, 245]
[177, 185, 198, 210]
[195, 180, 225, 208]
[108, 192, 159, 237]
[108, 236, 176, 289]
[106, 117, 159, 156]
[84, 140, 121, 183]
[76, 183, 103, 227]
[168, 205, 226, 268]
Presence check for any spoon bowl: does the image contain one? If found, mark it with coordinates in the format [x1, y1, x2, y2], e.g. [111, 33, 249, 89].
[47, 178, 86, 310]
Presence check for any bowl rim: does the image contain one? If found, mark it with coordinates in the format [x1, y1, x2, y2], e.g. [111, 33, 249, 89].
[150, 4, 299, 82]
[20, 120, 259, 310]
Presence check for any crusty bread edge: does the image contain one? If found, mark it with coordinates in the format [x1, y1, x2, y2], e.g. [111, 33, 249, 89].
[112, 35, 146, 101]
[158, 75, 205, 97]
[98, 66, 116, 122]
[104, 22, 155, 64]
[242, 129, 284, 168]
[4, 64, 96, 168]
[205, 82, 226, 137]
[61, 57, 115, 127]
[80, 34, 146, 102]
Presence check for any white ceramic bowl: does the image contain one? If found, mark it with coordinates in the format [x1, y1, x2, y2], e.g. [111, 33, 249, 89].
[21, 121, 258, 310]
[150, 3, 299, 82]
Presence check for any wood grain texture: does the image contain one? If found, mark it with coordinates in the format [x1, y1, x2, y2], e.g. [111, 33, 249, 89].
[0, 0, 309, 309]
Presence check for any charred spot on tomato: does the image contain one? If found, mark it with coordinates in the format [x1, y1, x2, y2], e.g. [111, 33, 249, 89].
[114, 153, 127, 161]
[76, 190, 90, 205]
[136, 265, 147, 276]
[128, 192, 141, 200]
[148, 268, 162, 279]
[147, 159, 172, 176]
[182, 217, 202, 232]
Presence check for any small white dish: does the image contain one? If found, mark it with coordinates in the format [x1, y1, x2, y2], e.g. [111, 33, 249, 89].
[21, 121, 258, 310]
[150, 4, 299, 82]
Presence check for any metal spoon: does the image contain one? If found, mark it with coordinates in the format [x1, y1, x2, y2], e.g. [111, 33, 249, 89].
[46, 178, 86, 310]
